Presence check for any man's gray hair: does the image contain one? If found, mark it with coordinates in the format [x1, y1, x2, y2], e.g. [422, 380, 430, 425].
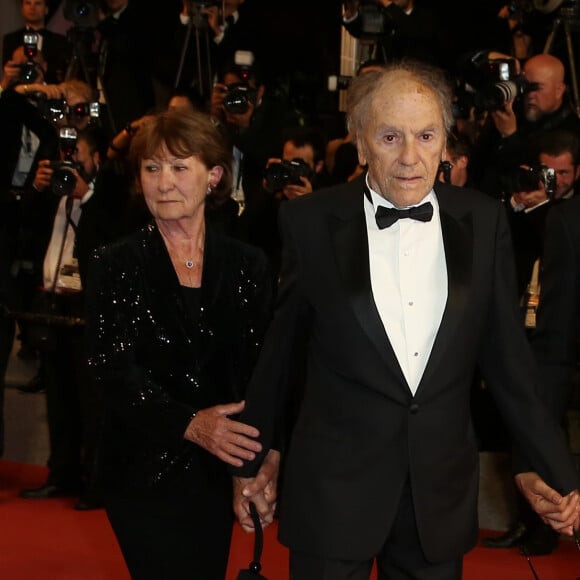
[346, 59, 455, 143]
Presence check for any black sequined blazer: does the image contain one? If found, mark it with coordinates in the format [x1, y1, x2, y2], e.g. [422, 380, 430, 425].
[85, 221, 272, 497]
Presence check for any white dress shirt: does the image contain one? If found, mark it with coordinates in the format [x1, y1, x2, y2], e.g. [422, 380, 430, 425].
[43, 183, 94, 292]
[364, 178, 448, 394]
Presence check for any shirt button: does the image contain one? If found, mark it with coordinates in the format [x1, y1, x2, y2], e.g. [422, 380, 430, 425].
[408, 301, 414, 306]
[409, 403, 419, 414]
[414, 352, 419, 357]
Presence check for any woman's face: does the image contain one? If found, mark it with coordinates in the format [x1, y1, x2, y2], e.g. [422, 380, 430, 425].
[140, 146, 222, 222]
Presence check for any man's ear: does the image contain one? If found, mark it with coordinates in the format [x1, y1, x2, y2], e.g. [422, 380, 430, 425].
[455, 154, 468, 170]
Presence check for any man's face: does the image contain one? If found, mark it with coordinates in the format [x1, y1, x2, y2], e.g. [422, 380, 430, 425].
[356, 73, 446, 207]
[21, 0, 48, 27]
[523, 62, 565, 121]
[539, 151, 580, 199]
[441, 150, 467, 187]
[73, 137, 99, 182]
[282, 142, 316, 170]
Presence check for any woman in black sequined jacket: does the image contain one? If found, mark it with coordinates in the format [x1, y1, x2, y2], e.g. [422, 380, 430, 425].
[85, 109, 273, 580]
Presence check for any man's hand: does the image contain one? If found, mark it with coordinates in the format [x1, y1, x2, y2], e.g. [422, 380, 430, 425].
[491, 99, 517, 138]
[1, 60, 21, 89]
[512, 187, 548, 210]
[70, 168, 90, 200]
[233, 449, 280, 532]
[183, 400, 262, 467]
[204, 4, 223, 36]
[33, 160, 54, 191]
[283, 176, 313, 200]
[515, 472, 580, 535]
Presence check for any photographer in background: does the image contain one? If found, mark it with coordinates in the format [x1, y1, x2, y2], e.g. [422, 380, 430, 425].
[175, 0, 258, 91]
[2, 0, 68, 85]
[342, 0, 449, 67]
[0, 77, 100, 390]
[482, 130, 579, 555]
[537, 128, 580, 201]
[1, 44, 48, 93]
[17, 124, 130, 510]
[480, 52, 580, 195]
[210, 51, 302, 214]
[437, 131, 475, 189]
[238, 125, 329, 284]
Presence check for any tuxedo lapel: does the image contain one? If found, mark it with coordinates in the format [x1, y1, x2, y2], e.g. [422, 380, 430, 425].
[415, 188, 473, 396]
[329, 183, 408, 388]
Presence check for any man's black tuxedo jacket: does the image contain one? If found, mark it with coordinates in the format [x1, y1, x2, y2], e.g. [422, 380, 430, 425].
[2, 27, 68, 84]
[235, 176, 579, 563]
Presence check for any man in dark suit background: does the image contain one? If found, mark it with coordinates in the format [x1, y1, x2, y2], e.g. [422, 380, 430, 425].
[231, 61, 580, 579]
[2, 0, 68, 85]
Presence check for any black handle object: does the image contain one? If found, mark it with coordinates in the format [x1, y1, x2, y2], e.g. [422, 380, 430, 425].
[236, 501, 267, 579]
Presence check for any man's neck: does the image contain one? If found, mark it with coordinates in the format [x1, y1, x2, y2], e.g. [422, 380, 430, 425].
[25, 22, 45, 31]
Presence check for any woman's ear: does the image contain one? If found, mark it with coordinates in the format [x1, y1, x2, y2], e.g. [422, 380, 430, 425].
[209, 165, 224, 188]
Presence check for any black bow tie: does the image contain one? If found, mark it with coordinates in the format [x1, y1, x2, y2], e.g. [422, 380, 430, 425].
[375, 202, 434, 229]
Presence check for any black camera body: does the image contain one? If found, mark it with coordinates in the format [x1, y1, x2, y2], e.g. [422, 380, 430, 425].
[223, 83, 258, 114]
[453, 55, 538, 118]
[473, 76, 538, 114]
[264, 158, 314, 192]
[49, 127, 79, 196]
[27, 93, 100, 124]
[19, 32, 40, 83]
[48, 160, 80, 197]
[500, 163, 557, 197]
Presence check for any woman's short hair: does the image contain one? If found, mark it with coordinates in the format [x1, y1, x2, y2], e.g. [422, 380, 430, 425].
[129, 109, 233, 206]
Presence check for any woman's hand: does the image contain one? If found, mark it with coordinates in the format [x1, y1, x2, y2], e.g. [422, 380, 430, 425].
[183, 400, 262, 466]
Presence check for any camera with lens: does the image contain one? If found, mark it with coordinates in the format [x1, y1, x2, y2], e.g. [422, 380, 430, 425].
[18, 32, 41, 83]
[222, 50, 258, 114]
[264, 158, 314, 192]
[24, 91, 67, 122]
[499, 163, 557, 197]
[64, 0, 99, 28]
[223, 82, 258, 114]
[49, 127, 80, 197]
[67, 101, 100, 120]
[28, 92, 100, 124]
[453, 55, 538, 118]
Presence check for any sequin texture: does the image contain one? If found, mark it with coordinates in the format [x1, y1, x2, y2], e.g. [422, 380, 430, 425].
[85, 222, 273, 495]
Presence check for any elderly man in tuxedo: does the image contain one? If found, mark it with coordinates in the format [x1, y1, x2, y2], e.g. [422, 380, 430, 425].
[231, 60, 580, 580]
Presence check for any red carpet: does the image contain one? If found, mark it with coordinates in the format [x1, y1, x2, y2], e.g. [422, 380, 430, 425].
[1, 460, 579, 579]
